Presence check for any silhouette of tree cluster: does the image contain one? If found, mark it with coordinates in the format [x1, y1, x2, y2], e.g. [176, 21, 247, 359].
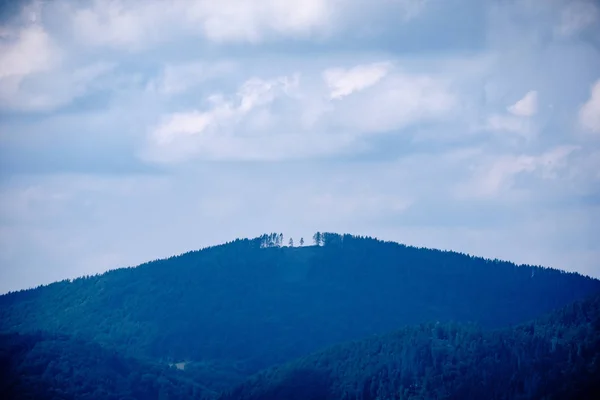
[259, 233, 284, 248]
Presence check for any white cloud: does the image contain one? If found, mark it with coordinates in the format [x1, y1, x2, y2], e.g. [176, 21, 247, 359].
[479, 91, 539, 139]
[0, 9, 124, 112]
[0, 23, 63, 110]
[323, 62, 391, 99]
[146, 61, 237, 96]
[484, 114, 533, 136]
[556, 0, 599, 37]
[190, 0, 334, 43]
[3, 0, 600, 292]
[63, 0, 431, 50]
[0, 61, 116, 112]
[579, 79, 600, 134]
[68, 0, 335, 49]
[466, 156, 536, 199]
[535, 145, 581, 179]
[144, 74, 308, 162]
[507, 90, 538, 117]
[153, 112, 215, 146]
[142, 66, 457, 163]
[456, 146, 579, 199]
[0, 26, 58, 79]
[70, 0, 176, 50]
[328, 71, 457, 133]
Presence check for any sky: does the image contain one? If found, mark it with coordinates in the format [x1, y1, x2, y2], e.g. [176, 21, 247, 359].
[0, 0, 599, 293]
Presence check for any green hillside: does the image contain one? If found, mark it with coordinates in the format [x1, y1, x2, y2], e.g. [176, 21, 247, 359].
[1, 233, 598, 393]
[221, 293, 600, 400]
[0, 331, 213, 400]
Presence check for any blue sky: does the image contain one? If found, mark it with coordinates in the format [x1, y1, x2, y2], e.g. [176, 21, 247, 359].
[0, 0, 599, 293]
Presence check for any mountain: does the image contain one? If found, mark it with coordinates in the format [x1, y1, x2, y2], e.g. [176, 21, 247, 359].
[220, 293, 600, 400]
[1, 233, 599, 392]
[0, 331, 213, 400]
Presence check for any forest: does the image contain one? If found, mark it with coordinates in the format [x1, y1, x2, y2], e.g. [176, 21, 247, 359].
[0, 332, 211, 400]
[1, 233, 599, 399]
[221, 293, 600, 400]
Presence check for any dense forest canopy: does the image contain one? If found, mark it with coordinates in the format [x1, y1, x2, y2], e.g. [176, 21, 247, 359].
[0, 332, 211, 400]
[220, 293, 600, 400]
[1, 233, 599, 399]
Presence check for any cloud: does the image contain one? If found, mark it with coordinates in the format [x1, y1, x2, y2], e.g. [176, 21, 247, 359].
[0, 5, 125, 112]
[191, 0, 334, 43]
[2, 0, 600, 293]
[0, 22, 63, 110]
[1, 61, 116, 112]
[483, 114, 533, 136]
[479, 91, 539, 140]
[579, 79, 600, 134]
[323, 62, 391, 99]
[146, 61, 237, 96]
[507, 90, 538, 117]
[143, 74, 315, 162]
[0, 25, 57, 79]
[29, 0, 436, 54]
[2, 142, 598, 294]
[65, 0, 395, 49]
[141, 64, 457, 163]
[456, 146, 579, 199]
[555, 0, 599, 37]
[329, 71, 457, 134]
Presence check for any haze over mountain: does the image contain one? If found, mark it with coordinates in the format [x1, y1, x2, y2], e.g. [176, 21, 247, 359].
[2, 234, 599, 398]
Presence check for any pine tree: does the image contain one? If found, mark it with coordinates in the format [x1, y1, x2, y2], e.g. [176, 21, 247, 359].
[313, 232, 322, 246]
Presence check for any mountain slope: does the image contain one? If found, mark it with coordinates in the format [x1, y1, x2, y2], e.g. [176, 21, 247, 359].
[0, 331, 214, 400]
[220, 293, 600, 400]
[1, 233, 599, 388]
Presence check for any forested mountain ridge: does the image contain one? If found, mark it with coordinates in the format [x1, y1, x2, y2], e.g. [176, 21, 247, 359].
[0, 331, 213, 400]
[220, 292, 600, 400]
[1, 233, 599, 392]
